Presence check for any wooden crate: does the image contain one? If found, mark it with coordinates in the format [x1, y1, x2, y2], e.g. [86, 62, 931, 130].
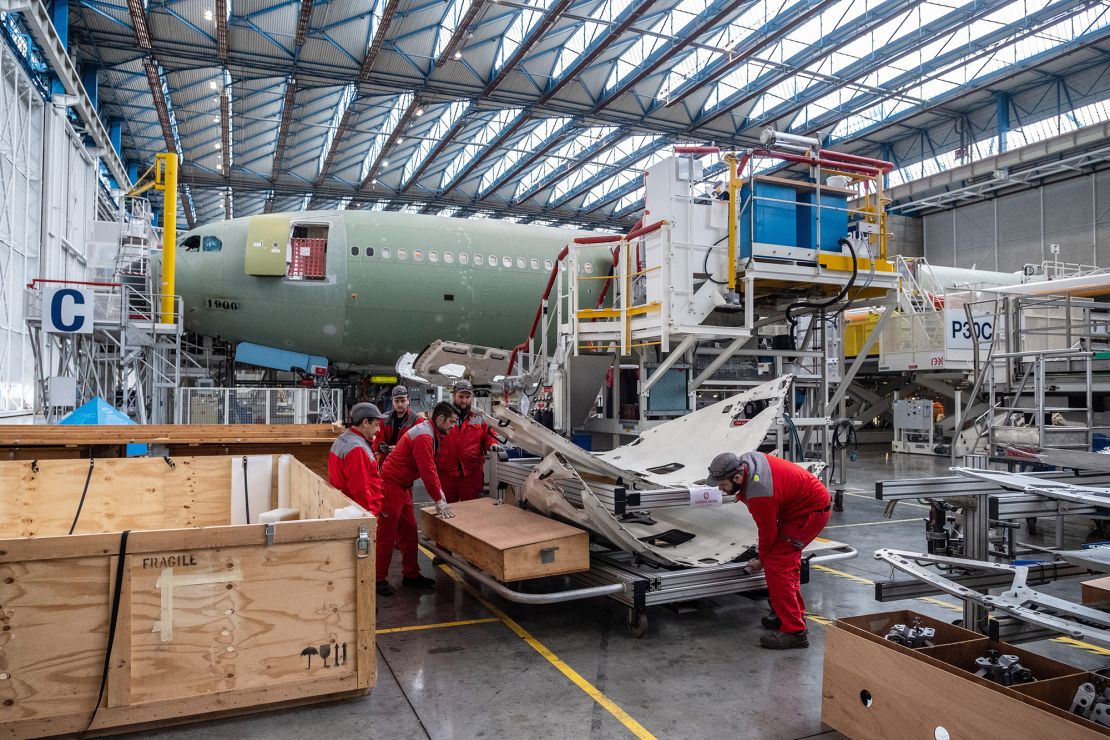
[0, 424, 338, 478]
[0, 454, 375, 738]
[420, 498, 589, 581]
[822, 610, 1108, 738]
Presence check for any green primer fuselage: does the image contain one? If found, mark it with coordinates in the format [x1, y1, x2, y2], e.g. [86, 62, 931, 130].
[175, 210, 610, 367]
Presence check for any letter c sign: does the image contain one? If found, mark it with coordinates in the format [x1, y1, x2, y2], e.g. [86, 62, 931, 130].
[44, 287, 93, 334]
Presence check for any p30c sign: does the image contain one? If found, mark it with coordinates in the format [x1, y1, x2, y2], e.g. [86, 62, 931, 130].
[43, 286, 94, 334]
[945, 309, 993, 350]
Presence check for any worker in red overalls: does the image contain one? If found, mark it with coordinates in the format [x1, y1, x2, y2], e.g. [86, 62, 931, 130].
[327, 402, 385, 514]
[377, 401, 459, 596]
[437, 380, 500, 503]
[374, 385, 422, 465]
[706, 451, 832, 649]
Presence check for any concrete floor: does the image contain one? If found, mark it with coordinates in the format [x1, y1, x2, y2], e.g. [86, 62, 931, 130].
[133, 446, 1109, 740]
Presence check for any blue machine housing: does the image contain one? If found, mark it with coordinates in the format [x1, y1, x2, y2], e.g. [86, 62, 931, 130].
[738, 179, 850, 257]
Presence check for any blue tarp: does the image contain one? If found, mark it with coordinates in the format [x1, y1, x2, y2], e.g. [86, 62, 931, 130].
[58, 396, 148, 456]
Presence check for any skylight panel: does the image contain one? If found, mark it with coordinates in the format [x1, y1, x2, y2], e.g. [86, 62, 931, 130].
[495, 0, 553, 72]
[433, 0, 468, 61]
[402, 101, 468, 184]
[441, 108, 524, 187]
[320, 83, 358, 177]
[514, 126, 618, 198]
[359, 92, 414, 183]
[479, 116, 572, 195]
[551, 0, 633, 78]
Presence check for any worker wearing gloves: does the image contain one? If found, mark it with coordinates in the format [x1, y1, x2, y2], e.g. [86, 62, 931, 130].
[374, 385, 422, 464]
[437, 379, 501, 503]
[705, 451, 832, 649]
[377, 401, 459, 596]
[327, 402, 385, 514]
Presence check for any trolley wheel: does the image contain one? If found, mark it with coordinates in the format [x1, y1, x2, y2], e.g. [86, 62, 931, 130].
[627, 608, 649, 638]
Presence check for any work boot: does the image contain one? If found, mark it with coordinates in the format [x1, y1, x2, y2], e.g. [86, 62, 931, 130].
[376, 581, 395, 596]
[431, 556, 447, 566]
[759, 631, 809, 650]
[761, 612, 782, 630]
[402, 574, 436, 590]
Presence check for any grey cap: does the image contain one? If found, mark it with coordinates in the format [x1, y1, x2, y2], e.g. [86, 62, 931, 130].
[391, 385, 409, 398]
[452, 379, 474, 393]
[350, 402, 385, 425]
[705, 452, 743, 486]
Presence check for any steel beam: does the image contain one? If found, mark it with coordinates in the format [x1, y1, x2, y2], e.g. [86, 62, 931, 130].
[359, 95, 423, 191]
[359, 0, 401, 81]
[483, 0, 571, 96]
[435, 0, 487, 68]
[440, 112, 530, 196]
[399, 106, 472, 193]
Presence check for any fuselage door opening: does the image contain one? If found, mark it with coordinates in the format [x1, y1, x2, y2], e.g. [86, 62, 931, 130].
[287, 222, 329, 281]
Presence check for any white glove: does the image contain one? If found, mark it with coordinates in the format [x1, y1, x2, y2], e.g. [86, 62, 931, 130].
[435, 498, 455, 518]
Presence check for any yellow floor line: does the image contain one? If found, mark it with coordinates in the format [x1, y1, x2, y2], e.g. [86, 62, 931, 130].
[916, 596, 962, 613]
[812, 563, 876, 585]
[1051, 636, 1110, 656]
[418, 546, 656, 740]
[377, 617, 500, 635]
[823, 517, 921, 529]
[805, 613, 835, 627]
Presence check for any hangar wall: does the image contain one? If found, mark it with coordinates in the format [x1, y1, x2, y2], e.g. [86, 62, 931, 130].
[0, 43, 98, 417]
[922, 169, 1110, 272]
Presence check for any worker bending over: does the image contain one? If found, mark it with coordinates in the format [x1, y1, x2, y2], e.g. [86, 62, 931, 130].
[378, 401, 459, 596]
[437, 379, 500, 503]
[374, 385, 422, 464]
[327, 402, 385, 514]
[705, 451, 831, 649]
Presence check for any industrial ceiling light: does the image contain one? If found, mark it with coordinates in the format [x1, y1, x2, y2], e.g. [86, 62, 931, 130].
[453, 50, 462, 59]
[204, 8, 214, 21]
[414, 107, 425, 116]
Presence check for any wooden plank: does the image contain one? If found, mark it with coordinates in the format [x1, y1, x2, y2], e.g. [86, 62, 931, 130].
[821, 624, 1108, 738]
[355, 525, 376, 691]
[419, 498, 588, 581]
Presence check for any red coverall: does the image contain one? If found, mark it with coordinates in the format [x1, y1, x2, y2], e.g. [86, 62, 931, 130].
[737, 451, 831, 634]
[373, 408, 421, 464]
[327, 429, 383, 515]
[436, 410, 497, 503]
[378, 421, 448, 582]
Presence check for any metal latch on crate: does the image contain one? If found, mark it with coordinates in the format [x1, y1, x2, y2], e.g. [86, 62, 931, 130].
[356, 526, 370, 558]
[540, 547, 558, 564]
[265, 524, 275, 546]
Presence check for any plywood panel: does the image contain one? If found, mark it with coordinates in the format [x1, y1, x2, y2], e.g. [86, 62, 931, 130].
[0, 556, 109, 722]
[128, 540, 358, 705]
[288, 458, 364, 519]
[0, 457, 231, 538]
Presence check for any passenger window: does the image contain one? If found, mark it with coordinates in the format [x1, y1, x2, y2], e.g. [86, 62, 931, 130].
[516, 257, 526, 269]
[584, 261, 594, 274]
[366, 247, 374, 257]
[544, 259, 553, 270]
[382, 248, 391, 258]
[489, 255, 498, 267]
[474, 254, 482, 266]
[181, 235, 201, 251]
[444, 252, 454, 264]
[351, 246, 359, 256]
[430, 251, 439, 263]
[414, 250, 423, 261]
[530, 258, 539, 270]
[398, 249, 408, 260]
[459, 253, 468, 265]
[202, 236, 222, 252]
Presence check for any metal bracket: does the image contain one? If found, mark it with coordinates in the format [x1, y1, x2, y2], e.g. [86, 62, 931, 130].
[356, 526, 370, 558]
[540, 546, 558, 564]
[265, 524, 275, 546]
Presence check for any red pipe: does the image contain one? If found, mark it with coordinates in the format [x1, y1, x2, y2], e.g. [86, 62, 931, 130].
[758, 149, 881, 177]
[574, 234, 621, 244]
[626, 219, 665, 240]
[819, 149, 894, 172]
[674, 146, 720, 155]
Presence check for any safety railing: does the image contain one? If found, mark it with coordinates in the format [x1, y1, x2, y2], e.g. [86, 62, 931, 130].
[175, 386, 342, 424]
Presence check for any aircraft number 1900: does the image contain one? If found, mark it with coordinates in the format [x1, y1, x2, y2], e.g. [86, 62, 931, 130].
[205, 298, 239, 311]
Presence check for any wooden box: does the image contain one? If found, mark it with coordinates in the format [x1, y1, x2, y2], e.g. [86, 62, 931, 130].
[1082, 575, 1110, 605]
[0, 454, 375, 738]
[420, 498, 589, 581]
[822, 610, 1109, 738]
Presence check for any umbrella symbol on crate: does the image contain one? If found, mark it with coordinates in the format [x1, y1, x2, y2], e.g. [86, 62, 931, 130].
[301, 646, 319, 669]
